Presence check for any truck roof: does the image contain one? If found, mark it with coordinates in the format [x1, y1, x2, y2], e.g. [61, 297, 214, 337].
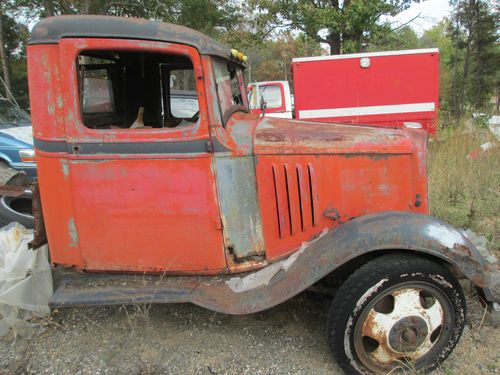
[29, 15, 232, 59]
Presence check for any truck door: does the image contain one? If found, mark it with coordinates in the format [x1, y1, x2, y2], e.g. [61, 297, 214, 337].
[56, 38, 226, 273]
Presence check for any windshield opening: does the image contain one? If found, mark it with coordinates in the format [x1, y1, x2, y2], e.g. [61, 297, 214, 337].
[0, 99, 30, 126]
[212, 57, 247, 125]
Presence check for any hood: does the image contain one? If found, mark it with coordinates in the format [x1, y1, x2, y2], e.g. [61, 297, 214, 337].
[254, 117, 415, 155]
[0, 125, 34, 147]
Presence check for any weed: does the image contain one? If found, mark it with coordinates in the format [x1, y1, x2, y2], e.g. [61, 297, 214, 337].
[428, 123, 500, 254]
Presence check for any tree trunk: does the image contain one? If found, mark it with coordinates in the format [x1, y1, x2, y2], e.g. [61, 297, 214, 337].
[327, 33, 341, 55]
[328, 0, 341, 54]
[0, 13, 12, 101]
[474, 38, 482, 110]
[451, 18, 460, 120]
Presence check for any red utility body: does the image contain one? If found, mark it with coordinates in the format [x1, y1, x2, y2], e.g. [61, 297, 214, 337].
[292, 49, 439, 134]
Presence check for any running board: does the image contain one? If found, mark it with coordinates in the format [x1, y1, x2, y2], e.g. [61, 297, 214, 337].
[49, 268, 210, 308]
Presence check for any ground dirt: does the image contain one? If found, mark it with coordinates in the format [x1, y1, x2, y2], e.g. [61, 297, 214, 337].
[0, 290, 498, 375]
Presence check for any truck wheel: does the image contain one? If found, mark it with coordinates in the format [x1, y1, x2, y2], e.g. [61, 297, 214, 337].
[327, 253, 466, 374]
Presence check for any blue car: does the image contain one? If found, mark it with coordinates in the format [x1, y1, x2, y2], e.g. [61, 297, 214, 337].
[0, 98, 36, 180]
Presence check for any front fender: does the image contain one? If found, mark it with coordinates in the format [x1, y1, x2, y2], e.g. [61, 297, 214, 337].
[191, 211, 498, 314]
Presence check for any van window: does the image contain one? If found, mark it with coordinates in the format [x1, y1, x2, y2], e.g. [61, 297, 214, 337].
[248, 85, 283, 110]
[77, 51, 200, 130]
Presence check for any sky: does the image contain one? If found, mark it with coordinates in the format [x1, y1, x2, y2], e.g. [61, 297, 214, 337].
[390, 0, 452, 35]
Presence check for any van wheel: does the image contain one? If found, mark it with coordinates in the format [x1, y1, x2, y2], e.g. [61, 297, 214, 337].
[327, 254, 466, 374]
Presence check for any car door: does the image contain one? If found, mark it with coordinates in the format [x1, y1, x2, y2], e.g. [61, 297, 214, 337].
[57, 38, 226, 273]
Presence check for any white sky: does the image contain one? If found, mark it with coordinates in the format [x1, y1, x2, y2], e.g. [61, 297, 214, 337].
[389, 0, 451, 35]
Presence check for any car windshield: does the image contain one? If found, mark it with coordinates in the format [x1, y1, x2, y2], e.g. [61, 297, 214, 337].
[212, 57, 247, 124]
[0, 99, 30, 125]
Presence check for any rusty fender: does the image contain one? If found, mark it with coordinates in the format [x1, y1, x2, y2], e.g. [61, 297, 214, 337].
[190, 211, 498, 314]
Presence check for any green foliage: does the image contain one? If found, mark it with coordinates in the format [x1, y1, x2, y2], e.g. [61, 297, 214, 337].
[250, 0, 415, 54]
[0, 12, 29, 107]
[243, 32, 324, 86]
[0, 0, 242, 109]
[448, 0, 499, 116]
[8, 0, 241, 37]
[368, 26, 420, 51]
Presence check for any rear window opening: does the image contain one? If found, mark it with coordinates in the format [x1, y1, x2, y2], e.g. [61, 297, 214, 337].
[77, 50, 199, 130]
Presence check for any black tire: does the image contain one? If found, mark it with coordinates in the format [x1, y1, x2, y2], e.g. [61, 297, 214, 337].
[0, 191, 34, 229]
[327, 253, 466, 374]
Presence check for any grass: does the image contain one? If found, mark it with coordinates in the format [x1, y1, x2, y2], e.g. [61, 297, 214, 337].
[428, 122, 500, 255]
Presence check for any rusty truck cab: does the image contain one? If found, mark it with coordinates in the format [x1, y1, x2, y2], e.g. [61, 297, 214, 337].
[28, 16, 433, 276]
[25, 16, 499, 375]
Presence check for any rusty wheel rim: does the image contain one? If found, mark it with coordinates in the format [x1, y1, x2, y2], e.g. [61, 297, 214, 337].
[353, 282, 453, 373]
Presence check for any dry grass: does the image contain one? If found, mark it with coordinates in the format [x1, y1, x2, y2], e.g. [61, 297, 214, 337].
[428, 123, 500, 255]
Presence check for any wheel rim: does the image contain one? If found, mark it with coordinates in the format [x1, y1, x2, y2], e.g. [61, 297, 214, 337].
[353, 281, 454, 373]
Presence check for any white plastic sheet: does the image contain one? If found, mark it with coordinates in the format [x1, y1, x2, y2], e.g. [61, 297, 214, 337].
[0, 222, 53, 336]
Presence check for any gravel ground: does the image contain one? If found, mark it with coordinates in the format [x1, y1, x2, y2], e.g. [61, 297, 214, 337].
[0, 291, 498, 375]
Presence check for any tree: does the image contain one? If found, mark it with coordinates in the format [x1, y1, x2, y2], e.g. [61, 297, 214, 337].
[0, 10, 11, 100]
[448, 0, 499, 118]
[250, 0, 417, 55]
[368, 25, 420, 51]
[420, 20, 454, 116]
[246, 32, 324, 85]
[10, 0, 242, 38]
[1, 0, 242, 108]
[467, 1, 499, 110]
[0, 3, 29, 106]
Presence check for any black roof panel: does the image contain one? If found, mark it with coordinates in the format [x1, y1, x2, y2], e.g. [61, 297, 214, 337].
[29, 15, 231, 58]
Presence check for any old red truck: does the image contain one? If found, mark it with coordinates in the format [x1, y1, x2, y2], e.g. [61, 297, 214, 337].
[248, 49, 439, 135]
[17, 15, 498, 374]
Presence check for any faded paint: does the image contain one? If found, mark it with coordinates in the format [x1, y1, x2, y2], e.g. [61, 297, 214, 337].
[60, 159, 69, 177]
[254, 116, 413, 155]
[426, 222, 468, 250]
[226, 229, 327, 292]
[68, 218, 78, 247]
[214, 156, 265, 259]
[46, 212, 498, 327]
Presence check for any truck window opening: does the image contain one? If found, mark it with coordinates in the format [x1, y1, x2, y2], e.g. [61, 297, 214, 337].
[212, 57, 247, 124]
[78, 51, 200, 130]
